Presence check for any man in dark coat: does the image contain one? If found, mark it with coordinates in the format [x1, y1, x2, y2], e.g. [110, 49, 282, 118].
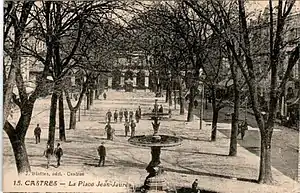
[106, 110, 112, 123]
[119, 109, 124, 122]
[158, 105, 163, 113]
[34, 124, 41, 144]
[103, 92, 107, 100]
[138, 106, 142, 116]
[124, 121, 130, 137]
[43, 144, 52, 169]
[105, 123, 112, 140]
[97, 142, 106, 167]
[114, 110, 118, 122]
[124, 109, 129, 122]
[192, 179, 199, 193]
[129, 110, 134, 122]
[135, 109, 141, 123]
[54, 143, 63, 167]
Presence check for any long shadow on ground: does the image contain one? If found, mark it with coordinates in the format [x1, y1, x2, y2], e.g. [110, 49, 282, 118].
[103, 158, 257, 184]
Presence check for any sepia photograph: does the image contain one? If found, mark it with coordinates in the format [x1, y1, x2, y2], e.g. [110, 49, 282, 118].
[2, 0, 300, 192]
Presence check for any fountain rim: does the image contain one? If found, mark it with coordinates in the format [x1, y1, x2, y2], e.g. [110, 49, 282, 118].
[128, 134, 183, 147]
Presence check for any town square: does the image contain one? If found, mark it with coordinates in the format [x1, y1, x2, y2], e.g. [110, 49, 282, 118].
[3, 1, 300, 192]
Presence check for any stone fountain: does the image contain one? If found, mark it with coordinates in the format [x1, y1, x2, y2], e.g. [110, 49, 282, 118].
[128, 100, 182, 192]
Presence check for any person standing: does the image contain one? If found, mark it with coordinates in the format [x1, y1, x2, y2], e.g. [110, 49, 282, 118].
[124, 121, 130, 137]
[130, 120, 136, 137]
[192, 179, 199, 193]
[135, 109, 141, 123]
[138, 106, 142, 118]
[103, 92, 107, 100]
[110, 127, 115, 141]
[34, 124, 41, 144]
[106, 110, 112, 123]
[54, 143, 63, 167]
[43, 144, 52, 169]
[129, 110, 134, 122]
[158, 105, 163, 113]
[119, 109, 124, 122]
[114, 110, 118, 122]
[97, 142, 106, 167]
[124, 109, 129, 122]
[105, 123, 112, 140]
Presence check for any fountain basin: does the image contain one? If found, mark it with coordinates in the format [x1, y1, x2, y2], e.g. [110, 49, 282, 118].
[128, 135, 182, 147]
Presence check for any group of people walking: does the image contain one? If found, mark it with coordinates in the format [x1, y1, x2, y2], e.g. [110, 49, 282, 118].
[34, 124, 63, 169]
[35, 105, 144, 169]
[43, 143, 64, 169]
[104, 106, 142, 140]
[105, 106, 142, 123]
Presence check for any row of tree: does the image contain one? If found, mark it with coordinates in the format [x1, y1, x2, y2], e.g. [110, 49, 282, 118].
[125, 0, 299, 184]
[3, 0, 299, 185]
[3, 1, 132, 174]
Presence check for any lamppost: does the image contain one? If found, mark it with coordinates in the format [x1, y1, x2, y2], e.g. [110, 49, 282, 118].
[199, 69, 204, 130]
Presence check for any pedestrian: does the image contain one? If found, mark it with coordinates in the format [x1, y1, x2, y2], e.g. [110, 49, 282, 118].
[106, 109, 112, 123]
[105, 123, 112, 140]
[192, 179, 199, 193]
[158, 105, 163, 113]
[34, 124, 41, 144]
[114, 110, 118, 122]
[194, 100, 198, 108]
[119, 109, 124, 122]
[124, 121, 130, 137]
[135, 109, 141, 123]
[124, 109, 129, 122]
[138, 106, 142, 118]
[129, 110, 134, 122]
[97, 142, 106, 167]
[130, 120, 136, 137]
[110, 127, 115, 141]
[43, 144, 52, 169]
[54, 143, 63, 167]
[238, 119, 248, 140]
[103, 92, 107, 100]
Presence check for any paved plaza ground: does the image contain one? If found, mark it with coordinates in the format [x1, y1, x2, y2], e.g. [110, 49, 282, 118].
[193, 101, 299, 181]
[3, 90, 300, 193]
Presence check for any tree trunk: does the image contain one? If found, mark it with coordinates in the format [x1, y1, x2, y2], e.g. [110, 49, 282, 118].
[165, 83, 169, 103]
[69, 110, 77, 130]
[258, 130, 273, 183]
[229, 54, 240, 156]
[174, 89, 177, 110]
[179, 81, 184, 115]
[58, 93, 66, 141]
[90, 89, 94, 106]
[10, 137, 30, 173]
[48, 92, 58, 153]
[95, 89, 99, 100]
[211, 107, 219, 141]
[86, 92, 90, 110]
[187, 85, 195, 122]
[169, 82, 172, 106]
[4, 121, 31, 174]
[229, 112, 239, 156]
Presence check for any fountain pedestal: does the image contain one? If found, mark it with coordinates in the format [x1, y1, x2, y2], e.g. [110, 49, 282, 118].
[128, 100, 182, 192]
[144, 142, 165, 191]
[128, 135, 182, 192]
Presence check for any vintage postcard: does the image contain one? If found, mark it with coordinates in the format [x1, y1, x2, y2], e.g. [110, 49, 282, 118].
[2, 0, 300, 192]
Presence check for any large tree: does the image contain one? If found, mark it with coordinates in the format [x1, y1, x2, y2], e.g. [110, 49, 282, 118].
[184, 0, 300, 184]
[3, 1, 51, 173]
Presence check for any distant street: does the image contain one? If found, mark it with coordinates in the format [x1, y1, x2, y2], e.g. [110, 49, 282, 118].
[194, 102, 298, 181]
